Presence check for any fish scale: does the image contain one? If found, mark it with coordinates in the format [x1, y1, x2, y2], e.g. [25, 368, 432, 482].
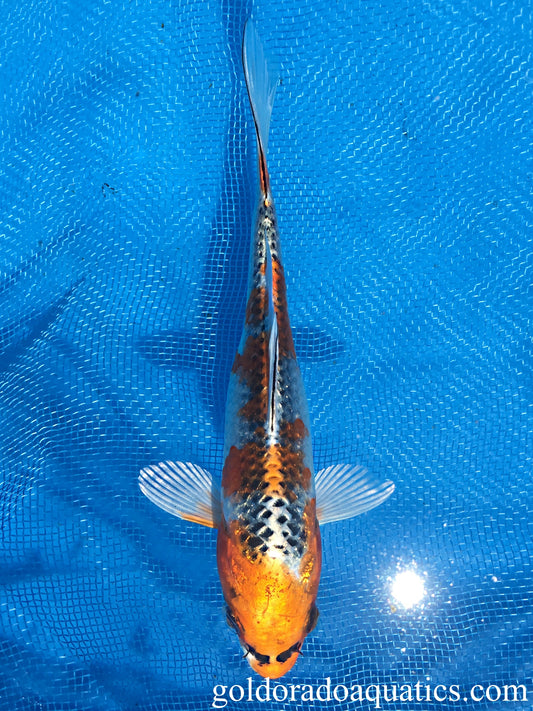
[233, 485, 308, 562]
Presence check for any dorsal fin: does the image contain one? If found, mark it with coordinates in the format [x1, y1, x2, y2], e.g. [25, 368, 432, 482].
[265, 238, 278, 432]
[242, 19, 278, 194]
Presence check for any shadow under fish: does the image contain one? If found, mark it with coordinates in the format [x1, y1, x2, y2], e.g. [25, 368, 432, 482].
[137, 6, 257, 433]
[136, 327, 344, 416]
[0, 277, 85, 373]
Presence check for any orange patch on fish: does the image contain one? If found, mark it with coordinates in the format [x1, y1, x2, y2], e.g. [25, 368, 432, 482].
[270, 256, 296, 357]
[280, 417, 309, 441]
[217, 510, 321, 679]
[222, 442, 311, 499]
[231, 333, 268, 379]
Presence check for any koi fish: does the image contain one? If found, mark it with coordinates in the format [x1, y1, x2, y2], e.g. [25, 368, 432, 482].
[139, 20, 394, 679]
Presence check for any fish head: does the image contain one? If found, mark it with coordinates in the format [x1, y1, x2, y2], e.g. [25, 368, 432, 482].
[217, 514, 321, 678]
[228, 601, 319, 678]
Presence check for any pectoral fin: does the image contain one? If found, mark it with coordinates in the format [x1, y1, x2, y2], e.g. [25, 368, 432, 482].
[315, 464, 394, 524]
[139, 460, 220, 528]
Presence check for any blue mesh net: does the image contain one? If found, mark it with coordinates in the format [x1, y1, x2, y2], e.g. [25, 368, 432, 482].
[1, 0, 532, 709]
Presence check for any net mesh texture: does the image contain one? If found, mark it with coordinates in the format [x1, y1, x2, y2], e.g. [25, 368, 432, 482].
[0, 0, 532, 709]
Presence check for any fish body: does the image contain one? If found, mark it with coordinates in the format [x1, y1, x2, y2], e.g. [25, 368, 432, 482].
[139, 20, 394, 679]
[218, 98, 320, 677]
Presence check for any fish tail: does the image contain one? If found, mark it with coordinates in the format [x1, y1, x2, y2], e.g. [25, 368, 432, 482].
[242, 19, 278, 196]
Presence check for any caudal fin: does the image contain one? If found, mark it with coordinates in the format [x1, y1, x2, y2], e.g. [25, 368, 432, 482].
[242, 19, 278, 193]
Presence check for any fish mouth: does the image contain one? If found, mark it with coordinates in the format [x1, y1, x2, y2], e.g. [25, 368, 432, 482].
[246, 649, 300, 679]
[241, 640, 302, 679]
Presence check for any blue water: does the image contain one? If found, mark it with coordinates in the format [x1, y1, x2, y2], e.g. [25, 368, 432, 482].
[0, 0, 532, 709]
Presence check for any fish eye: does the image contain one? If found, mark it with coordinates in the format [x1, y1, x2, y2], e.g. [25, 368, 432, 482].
[244, 643, 270, 666]
[276, 641, 302, 664]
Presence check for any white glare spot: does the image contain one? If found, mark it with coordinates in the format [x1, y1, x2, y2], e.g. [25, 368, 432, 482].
[391, 570, 426, 609]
